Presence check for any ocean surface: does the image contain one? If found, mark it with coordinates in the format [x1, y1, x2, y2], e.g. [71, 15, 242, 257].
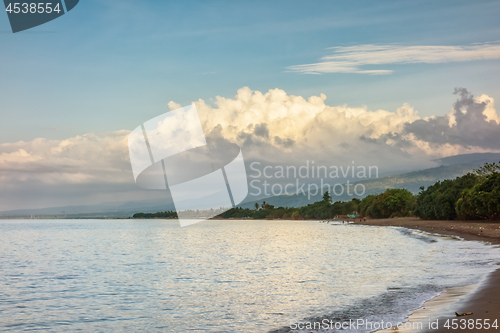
[1, 219, 499, 332]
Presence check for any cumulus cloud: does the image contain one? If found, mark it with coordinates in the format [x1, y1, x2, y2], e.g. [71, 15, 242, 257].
[187, 87, 499, 161]
[384, 88, 500, 156]
[0, 131, 132, 187]
[0, 130, 168, 210]
[288, 43, 500, 74]
[187, 87, 424, 172]
[3, 87, 497, 185]
[194, 87, 419, 157]
[1, 87, 498, 210]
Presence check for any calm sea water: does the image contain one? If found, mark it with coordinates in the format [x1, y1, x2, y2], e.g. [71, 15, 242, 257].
[0, 219, 499, 332]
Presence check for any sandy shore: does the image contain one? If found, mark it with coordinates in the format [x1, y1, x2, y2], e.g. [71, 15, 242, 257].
[354, 217, 500, 332]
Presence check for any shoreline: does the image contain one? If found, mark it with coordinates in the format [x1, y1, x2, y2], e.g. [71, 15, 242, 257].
[354, 217, 500, 332]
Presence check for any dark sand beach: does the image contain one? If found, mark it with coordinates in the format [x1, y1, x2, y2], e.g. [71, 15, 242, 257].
[355, 217, 500, 332]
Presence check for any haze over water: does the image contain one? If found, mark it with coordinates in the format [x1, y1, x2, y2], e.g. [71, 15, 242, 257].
[1, 219, 499, 332]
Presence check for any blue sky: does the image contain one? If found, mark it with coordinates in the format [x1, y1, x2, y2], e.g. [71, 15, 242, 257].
[1, 0, 500, 211]
[1, 0, 500, 142]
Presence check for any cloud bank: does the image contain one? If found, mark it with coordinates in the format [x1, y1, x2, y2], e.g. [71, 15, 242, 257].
[288, 43, 500, 74]
[0, 87, 499, 210]
[385, 88, 500, 156]
[191, 87, 499, 162]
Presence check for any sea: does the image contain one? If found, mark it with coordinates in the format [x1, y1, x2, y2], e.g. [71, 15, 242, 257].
[0, 219, 499, 332]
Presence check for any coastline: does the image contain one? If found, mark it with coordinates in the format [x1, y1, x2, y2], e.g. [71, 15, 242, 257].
[354, 217, 500, 332]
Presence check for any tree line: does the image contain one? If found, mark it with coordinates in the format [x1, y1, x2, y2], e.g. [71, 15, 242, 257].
[416, 162, 499, 220]
[221, 162, 500, 221]
[133, 211, 178, 219]
[133, 162, 499, 221]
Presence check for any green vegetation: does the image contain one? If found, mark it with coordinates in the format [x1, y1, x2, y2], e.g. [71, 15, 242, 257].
[133, 162, 500, 221]
[217, 193, 363, 220]
[359, 189, 415, 218]
[216, 188, 416, 220]
[456, 172, 500, 220]
[414, 173, 478, 220]
[415, 162, 500, 220]
[133, 211, 178, 219]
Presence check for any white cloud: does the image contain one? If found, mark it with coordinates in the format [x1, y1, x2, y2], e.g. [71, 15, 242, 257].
[382, 88, 500, 156]
[2, 87, 497, 187]
[0, 131, 132, 186]
[288, 43, 500, 74]
[477, 93, 499, 124]
[1, 87, 498, 211]
[191, 87, 500, 162]
[196, 87, 419, 150]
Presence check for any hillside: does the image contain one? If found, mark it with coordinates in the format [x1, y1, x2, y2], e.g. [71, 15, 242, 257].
[239, 154, 500, 209]
[2, 153, 499, 218]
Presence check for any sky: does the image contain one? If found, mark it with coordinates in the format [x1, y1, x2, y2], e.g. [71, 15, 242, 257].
[1, 0, 500, 211]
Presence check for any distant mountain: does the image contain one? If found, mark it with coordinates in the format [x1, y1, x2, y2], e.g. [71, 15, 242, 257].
[239, 153, 500, 209]
[0, 199, 175, 219]
[433, 153, 500, 166]
[2, 153, 498, 218]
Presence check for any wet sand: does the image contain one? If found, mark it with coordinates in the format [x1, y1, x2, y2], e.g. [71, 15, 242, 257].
[354, 217, 500, 332]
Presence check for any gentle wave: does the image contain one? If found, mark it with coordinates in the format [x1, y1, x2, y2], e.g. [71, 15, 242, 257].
[0, 219, 499, 333]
